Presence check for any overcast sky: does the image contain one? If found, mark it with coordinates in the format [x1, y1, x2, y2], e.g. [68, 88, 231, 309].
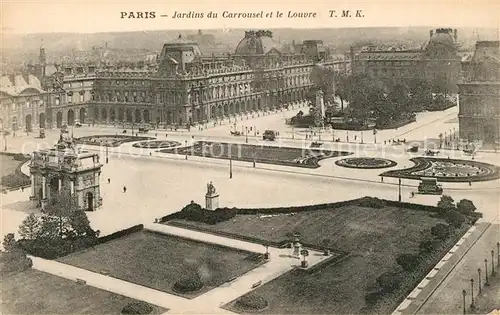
[2, 0, 499, 34]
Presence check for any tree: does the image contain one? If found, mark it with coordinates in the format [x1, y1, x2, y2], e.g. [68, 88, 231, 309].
[334, 73, 348, 111]
[431, 223, 451, 240]
[457, 199, 477, 215]
[409, 78, 432, 111]
[18, 213, 40, 240]
[67, 210, 96, 238]
[44, 188, 77, 237]
[387, 83, 411, 117]
[437, 195, 455, 211]
[2, 233, 17, 252]
[376, 271, 403, 294]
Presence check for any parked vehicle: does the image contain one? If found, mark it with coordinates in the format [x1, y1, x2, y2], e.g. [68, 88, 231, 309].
[138, 127, 149, 133]
[230, 131, 241, 136]
[262, 130, 277, 141]
[310, 141, 323, 148]
[418, 177, 443, 195]
[39, 129, 45, 139]
[75, 122, 82, 128]
[408, 145, 419, 152]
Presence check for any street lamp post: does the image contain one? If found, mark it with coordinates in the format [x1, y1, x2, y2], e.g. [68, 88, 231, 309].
[497, 242, 500, 268]
[292, 126, 295, 140]
[229, 157, 233, 179]
[485, 259, 489, 285]
[492, 250, 496, 275]
[185, 140, 188, 160]
[462, 289, 467, 315]
[478, 268, 482, 294]
[245, 126, 248, 144]
[361, 131, 364, 144]
[398, 177, 402, 202]
[470, 278, 475, 309]
[105, 145, 109, 164]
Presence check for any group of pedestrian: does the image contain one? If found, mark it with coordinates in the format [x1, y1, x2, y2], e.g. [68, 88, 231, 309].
[107, 177, 127, 193]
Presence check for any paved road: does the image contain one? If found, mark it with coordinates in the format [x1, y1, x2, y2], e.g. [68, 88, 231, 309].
[416, 219, 500, 315]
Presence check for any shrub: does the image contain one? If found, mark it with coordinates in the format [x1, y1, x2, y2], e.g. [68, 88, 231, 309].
[431, 223, 451, 240]
[376, 271, 403, 294]
[121, 302, 154, 315]
[235, 295, 269, 311]
[457, 199, 476, 215]
[442, 210, 467, 228]
[355, 197, 385, 209]
[364, 291, 383, 306]
[0, 249, 32, 274]
[437, 195, 456, 211]
[396, 253, 420, 272]
[173, 274, 203, 293]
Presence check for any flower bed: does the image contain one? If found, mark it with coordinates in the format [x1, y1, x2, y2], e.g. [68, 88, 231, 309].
[336, 157, 397, 169]
[160, 141, 351, 169]
[132, 140, 181, 149]
[75, 135, 154, 147]
[380, 157, 500, 182]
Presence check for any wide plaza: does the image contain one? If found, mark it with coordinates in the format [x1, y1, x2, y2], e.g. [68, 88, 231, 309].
[1, 104, 499, 315]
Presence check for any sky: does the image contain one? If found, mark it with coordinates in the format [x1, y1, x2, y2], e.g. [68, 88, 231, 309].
[1, 0, 499, 34]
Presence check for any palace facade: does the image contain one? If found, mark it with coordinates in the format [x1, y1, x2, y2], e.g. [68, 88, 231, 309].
[1, 30, 349, 131]
[352, 28, 461, 90]
[458, 41, 500, 145]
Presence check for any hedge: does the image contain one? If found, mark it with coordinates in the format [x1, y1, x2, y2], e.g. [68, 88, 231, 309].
[97, 224, 143, 244]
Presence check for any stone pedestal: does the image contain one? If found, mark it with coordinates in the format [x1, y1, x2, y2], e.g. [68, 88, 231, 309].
[205, 193, 219, 211]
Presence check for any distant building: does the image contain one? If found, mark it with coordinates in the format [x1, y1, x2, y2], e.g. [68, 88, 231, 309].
[2, 30, 350, 130]
[352, 28, 461, 91]
[458, 41, 500, 145]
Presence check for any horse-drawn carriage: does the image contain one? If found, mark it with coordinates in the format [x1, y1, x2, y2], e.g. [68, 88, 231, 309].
[310, 141, 323, 148]
[230, 130, 241, 136]
[418, 177, 443, 195]
[424, 149, 440, 156]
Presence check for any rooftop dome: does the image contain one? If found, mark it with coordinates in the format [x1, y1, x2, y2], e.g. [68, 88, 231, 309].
[234, 30, 280, 55]
[425, 28, 457, 52]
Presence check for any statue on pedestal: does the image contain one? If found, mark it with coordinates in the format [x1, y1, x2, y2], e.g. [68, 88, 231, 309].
[206, 181, 217, 196]
[205, 181, 219, 211]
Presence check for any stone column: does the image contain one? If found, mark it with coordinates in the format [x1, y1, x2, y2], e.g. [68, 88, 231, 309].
[70, 180, 74, 195]
[58, 178, 62, 191]
[42, 176, 46, 199]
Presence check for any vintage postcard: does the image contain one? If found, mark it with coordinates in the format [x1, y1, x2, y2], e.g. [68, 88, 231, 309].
[1, 0, 499, 314]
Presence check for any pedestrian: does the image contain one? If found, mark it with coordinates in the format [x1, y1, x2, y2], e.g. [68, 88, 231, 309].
[469, 181, 471, 186]
[411, 191, 415, 198]
[108, 178, 110, 184]
[106, 157, 109, 164]
[381, 176, 384, 182]
[166, 133, 168, 138]
[123, 186, 127, 193]
[149, 152, 152, 156]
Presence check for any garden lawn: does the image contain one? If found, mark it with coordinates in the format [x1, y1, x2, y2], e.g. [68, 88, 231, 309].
[0, 154, 30, 189]
[56, 230, 262, 298]
[160, 141, 351, 168]
[0, 269, 166, 315]
[168, 204, 465, 314]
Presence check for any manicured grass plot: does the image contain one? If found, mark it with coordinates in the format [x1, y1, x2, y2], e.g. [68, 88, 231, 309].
[0, 269, 166, 315]
[160, 141, 351, 168]
[169, 203, 467, 314]
[57, 231, 262, 298]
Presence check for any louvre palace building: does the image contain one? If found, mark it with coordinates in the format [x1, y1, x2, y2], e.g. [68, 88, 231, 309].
[0, 30, 349, 132]
[458, 41, 500, 145]
[351, 28, 462, 90]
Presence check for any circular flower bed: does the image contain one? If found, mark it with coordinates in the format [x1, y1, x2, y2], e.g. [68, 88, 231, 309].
[132, 140, 181, 149]
[380, 157, 500, 182]
[121, 302, 154, 315]
[235, 295, 269, 312]
[172, 275, 204, 293]
[76, 135, 154, 147]
[335, 157, 397, 169]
